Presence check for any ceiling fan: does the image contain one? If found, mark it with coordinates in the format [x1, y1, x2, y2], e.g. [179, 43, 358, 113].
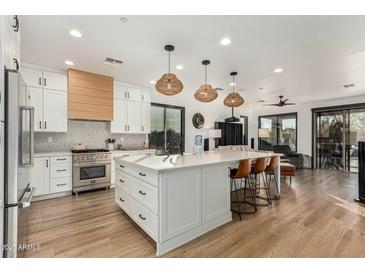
[263, 95, 296, 107]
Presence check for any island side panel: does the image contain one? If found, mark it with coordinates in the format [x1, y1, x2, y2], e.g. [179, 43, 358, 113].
[201, 163, 231, 224]
[159, 167, 202, 242]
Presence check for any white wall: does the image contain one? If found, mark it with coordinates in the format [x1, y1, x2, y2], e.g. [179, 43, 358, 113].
[151, 88, 250, 153]
[248, 94, 365, 156]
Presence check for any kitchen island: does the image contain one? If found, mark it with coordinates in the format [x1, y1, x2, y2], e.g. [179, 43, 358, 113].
[114, 150, 281, 256]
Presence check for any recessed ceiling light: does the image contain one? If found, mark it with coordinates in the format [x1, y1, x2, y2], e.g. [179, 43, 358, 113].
[65, 60, 74, 66]
[120, 17, 128, 23]
[220, 38, 231, 46]
[259, 87, 264, 90]
[229, 82, 236, 86]
[176, 65, 184, 70]
[150, 80, 156, 84]
[69, 29, 82, 38]
[274, 68, 283, 73]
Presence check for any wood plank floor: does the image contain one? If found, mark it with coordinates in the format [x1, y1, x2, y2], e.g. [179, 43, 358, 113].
[22, 169, 365, 258]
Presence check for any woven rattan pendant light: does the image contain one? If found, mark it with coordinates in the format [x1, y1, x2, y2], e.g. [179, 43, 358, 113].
[194, 60, 218, 102]
[155, 45, 183, 95]
[223, 72, 244, 107]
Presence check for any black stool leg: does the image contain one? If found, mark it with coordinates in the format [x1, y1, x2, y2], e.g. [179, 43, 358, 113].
[233, 179, 242, 220]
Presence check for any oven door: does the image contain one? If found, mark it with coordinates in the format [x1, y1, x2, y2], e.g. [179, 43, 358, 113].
[73, 161, 111, 188]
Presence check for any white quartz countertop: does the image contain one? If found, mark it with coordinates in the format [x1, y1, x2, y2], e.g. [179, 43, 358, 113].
[115, 150, 282, 172]
[111, 149, 156, 155]
[34, 151, 73, 157]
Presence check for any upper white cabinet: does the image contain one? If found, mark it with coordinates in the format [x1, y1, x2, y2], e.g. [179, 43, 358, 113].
[22, 65, 68, 132]
[111, 82, 151, 134]
[21, 67, 42, 88]
[141, 90, 152, 103]
[43, 89, 68, 132]
[42, 71, 67, 91]
[1, 15, 21, 72]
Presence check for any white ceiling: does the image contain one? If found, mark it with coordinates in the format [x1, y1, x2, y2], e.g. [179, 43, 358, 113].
[20, 15, 365, 107]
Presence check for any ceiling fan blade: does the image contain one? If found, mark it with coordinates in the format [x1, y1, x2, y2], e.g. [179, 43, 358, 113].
[263, 104, 280, 106]
[283, 103, 296, 105]
[282, 98, 289, 103]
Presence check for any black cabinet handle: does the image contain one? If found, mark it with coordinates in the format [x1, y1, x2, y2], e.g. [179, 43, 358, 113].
[138, 214, 146, 220]
[13, 58, 19, 70]
[138, 190, 146, 195]
[39, 121, 42, 129]
[119, 179, 125, 183]
[46, 159, 48, 168]
[56, 169, 66, 172]
[56, 158, 67, 161]
[120, 165, 125, 168]
[45, 121, 47, 129]
[39, 77, 42, 86]
[56, 183, 66, 187]
[12, 15, 19, 32]
[44, 78, 47, 86]
[119, 197, 125, 202]
[139, 172, 146, 177]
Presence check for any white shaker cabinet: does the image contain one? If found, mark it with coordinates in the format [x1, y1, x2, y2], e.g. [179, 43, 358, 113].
[22, 65, 68, 132]
[26, 87, 43, 132]
[111, 82, 151, 134]
[111, 99, 127, 133]
[42, 71, 67, 91]
[30, 157, 50, 196]
[141, 102, 151, 133]
[127, 100, 142, 133]
[21, 67, 42, 88]
[43, 89, 68, 132]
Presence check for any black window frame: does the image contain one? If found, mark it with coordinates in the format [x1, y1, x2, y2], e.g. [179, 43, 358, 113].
[258, 112, 298, 152]
[149, 102, 185, 153]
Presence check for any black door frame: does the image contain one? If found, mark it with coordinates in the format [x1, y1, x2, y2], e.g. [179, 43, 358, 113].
[311, 102, 365, 171]
[150, 102, 185, 153]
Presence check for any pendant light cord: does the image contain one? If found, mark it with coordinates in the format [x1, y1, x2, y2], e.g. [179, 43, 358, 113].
[168, 51, 171, 74]
[232, 75, 235, 93]
[205, 64, 207, 85]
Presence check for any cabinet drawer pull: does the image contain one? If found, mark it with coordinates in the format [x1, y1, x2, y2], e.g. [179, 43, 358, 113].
[56, 169, 66, 172]
[138, 214, 146, 220]
[119, 197, 125, 202]
[139, 172, 146, 177]
[44, 78, 47, 86]
[120, 165, 125, 168]
[39, 77, 42, 86]
[39, 121, 42, 129]
[119, 179, 125, 183]
[56, 158, 67, 161]
[56, 183, 66, 187]
[138, 190, 146, 195]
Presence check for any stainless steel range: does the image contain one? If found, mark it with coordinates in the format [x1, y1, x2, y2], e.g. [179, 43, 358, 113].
[72, 149, 111, 194]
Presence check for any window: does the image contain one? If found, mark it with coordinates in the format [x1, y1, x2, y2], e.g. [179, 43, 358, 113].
[258, 113, 297, 151]
[149, 103, 185, 154]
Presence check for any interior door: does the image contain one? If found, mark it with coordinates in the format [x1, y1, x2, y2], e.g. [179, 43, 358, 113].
[43, 89, 67, 132]
[26, 87, 43, 132]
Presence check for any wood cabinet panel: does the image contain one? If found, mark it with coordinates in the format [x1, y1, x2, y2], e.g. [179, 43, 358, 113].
[68, 69, 113, 121]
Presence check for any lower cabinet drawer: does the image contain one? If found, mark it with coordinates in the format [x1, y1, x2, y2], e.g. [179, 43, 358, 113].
[51, 163, 72, 178]
[50, 177, 72, 193]
[115, 186, 132, 215]
[131, 178, 158, 214]
[130, 198, 158, 241]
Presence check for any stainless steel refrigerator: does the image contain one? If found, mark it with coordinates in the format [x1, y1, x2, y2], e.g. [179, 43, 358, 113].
[1, 68, 35, 258]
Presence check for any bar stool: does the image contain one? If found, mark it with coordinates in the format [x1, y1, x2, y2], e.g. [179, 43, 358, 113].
[250, 157, 272, 207]
[229, 159, 257, 220]
[265, 156, 280, 197]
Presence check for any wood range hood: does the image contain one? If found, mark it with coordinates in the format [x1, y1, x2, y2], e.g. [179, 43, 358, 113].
[68, 69, 113, 121]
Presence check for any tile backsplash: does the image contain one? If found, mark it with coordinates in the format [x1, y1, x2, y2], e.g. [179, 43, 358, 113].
[34, 120, 147, 153]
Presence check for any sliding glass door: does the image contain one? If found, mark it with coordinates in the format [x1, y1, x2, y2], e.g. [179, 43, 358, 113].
[313, 106, 365, 172]
[149, 103, 185, 154]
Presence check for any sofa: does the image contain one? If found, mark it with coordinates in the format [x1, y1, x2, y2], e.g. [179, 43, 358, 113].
[272, 145, 304, 169]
